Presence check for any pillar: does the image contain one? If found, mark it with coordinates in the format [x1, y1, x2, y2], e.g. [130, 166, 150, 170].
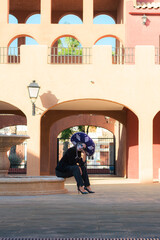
[18, 37, 25, 57]
[126, 110, 139, 179]
[83, 0, 93, 25]
[27, 115, 41, 176]
[41, 0, 51, 24]
[139, 116, 153, 183]
[0, 0, 9, 24]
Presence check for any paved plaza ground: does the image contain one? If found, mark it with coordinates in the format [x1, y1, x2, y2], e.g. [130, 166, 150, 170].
[0, 176, 160, 238]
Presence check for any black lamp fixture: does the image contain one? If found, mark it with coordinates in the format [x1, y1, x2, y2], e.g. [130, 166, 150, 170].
[142, 14, 147, 25]
[27, 80, 40, 116]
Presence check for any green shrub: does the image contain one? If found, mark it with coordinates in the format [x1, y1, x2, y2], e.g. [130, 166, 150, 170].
[9, 153, 23, 168]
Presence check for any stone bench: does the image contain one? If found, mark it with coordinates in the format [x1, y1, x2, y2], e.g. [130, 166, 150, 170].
[0, 176, 68, 196]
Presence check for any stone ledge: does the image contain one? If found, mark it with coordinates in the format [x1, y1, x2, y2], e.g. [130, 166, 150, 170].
[0, 176, 67, 195]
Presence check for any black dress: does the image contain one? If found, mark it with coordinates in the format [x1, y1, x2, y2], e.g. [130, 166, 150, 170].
[56, 146, 90, 187]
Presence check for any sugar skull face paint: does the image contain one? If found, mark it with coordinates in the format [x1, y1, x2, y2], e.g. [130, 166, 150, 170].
[77, 143, 86, 151]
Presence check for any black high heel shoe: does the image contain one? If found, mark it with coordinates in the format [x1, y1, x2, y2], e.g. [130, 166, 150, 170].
[84, 187, 95, 193]
[78, 188, 88, 194]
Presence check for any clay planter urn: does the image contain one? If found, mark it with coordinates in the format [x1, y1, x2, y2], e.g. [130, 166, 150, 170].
[0, 135, 29, 176]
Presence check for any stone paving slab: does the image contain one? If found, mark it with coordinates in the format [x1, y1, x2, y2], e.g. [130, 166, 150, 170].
[0, 177, 160, 238]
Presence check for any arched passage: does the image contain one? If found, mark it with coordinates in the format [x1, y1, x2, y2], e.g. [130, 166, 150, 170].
[0, 101, 28, 171]
[49, 114, 116, 176]
[40, 99, 139, 179]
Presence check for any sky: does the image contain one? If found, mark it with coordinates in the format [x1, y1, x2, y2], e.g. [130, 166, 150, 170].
[9, 14, 116, 48]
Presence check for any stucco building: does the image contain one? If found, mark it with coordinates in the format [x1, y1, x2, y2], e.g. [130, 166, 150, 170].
[0, 0, 160, 183]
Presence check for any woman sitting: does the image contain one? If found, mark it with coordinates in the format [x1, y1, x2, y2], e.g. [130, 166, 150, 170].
[56, 142, 94, 194]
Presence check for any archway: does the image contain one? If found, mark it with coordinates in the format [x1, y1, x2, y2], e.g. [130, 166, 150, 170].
[57, 124, 115, 174]
[0, 101, 27, 173]
[94, 35, 124, 64]
[50, 35, 82, 64]
[40, 99, 139, 179]
[50, 115, 116, 176]
[8, 35, 38, 48]
[8, 35, 38, 63]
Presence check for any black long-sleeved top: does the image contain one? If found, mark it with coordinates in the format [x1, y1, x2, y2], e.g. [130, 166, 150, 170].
[56, 146, 85, 172]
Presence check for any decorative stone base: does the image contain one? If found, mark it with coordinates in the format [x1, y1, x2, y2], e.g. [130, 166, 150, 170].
[0, 176, 68, 196]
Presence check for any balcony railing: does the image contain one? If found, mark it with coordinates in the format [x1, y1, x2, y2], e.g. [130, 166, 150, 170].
[1, 46, 160, 65]
[112, 47, 135, 64]
[0, 47, 20, 64]
[48, 47, 92, 64]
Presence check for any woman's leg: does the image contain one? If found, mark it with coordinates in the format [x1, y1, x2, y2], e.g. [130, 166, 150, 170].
[67, 165, 84, 187]
[81, 166, 95, 193]
[56, 169, 73, 178]
[81, 165, 90, 187]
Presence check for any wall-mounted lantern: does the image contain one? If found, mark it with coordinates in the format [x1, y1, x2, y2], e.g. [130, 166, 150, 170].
[27, 80, 40, 116]
[142, 14, 147, 25]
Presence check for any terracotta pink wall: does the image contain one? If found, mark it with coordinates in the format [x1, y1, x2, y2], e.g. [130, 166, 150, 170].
[126, 109, 139, 179]
[153, 111, 160, 179]
[126, 1, 160, 47]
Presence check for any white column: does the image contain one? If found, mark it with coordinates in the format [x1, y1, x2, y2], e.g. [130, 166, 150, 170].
[0, 0, 9, 24]
[83, 0, 93, 24]
[139, 116, 153, 183]
[41, 0, 51, 24]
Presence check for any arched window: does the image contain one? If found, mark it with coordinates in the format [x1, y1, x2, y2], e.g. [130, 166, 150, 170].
[50, 36, 83, 64]
[9, 36, 38, 48]
[93, 14, 115, 24]
[95, 36, 125, 64]
[8, 36, 38, 63]
[56, 37, 82, 48]
[26, 14, 41, 24]
[59, 14, 82, 24]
